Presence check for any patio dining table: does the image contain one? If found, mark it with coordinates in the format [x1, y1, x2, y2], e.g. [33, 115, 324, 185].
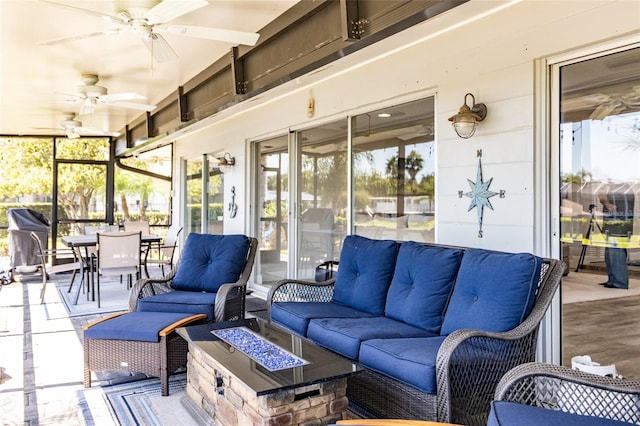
[61, 233, 162, 304]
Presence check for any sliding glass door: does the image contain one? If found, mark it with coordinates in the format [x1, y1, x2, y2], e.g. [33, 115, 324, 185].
[297, 120, 348, 280]
[251, 96, 435, 290]
[254, 135, 290, 285]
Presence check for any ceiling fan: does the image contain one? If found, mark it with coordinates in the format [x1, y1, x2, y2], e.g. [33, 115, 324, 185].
[61, 73, 156, 115]
[34, 113, 112, 139]
[39, 0, 261, 63]
[562, 91, 640, 121]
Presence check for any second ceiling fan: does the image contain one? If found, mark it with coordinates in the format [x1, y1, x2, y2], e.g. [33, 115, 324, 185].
[63, 73, 156, 115]
[40, 0, 261, 63]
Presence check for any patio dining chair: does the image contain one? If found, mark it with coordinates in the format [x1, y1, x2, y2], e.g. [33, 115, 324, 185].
[145, 225, 183, 275]
[30, 232, 83, 304]
[129, 233, 258, 322]
[94, 231, 142, 308]
[123, 220, 157, 277]
[80, 225, 119, 293]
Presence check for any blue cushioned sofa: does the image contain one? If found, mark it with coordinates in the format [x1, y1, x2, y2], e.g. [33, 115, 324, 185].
[267, 235, 566, 426]
[129, 233, 258, 322]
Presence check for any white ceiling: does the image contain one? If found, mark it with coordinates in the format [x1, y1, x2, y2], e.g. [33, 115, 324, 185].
[0, 0, 298, 137]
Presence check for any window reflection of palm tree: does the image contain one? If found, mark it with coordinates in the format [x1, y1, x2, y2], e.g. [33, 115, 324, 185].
[385, 150, 424, 194]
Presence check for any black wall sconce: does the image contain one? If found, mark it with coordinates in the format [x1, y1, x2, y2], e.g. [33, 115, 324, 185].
[448, 93, 487, 139]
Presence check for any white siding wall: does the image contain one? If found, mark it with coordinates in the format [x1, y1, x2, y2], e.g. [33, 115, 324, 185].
[173, 0, 640, 249]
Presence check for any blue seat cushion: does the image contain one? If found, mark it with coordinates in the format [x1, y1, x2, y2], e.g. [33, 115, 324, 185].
[270, 302, 378, 336]
[359, 336, 446, 393]
[441, 248, 542, 335]
[171, 233, 249, 293]
[84, 311, 197, 342]
[136, 290, 217, 321]
[487, 401, 637, 426]
[331, 235, 399, 315]
[385, 242, 463, 333]
[306, 317, 435, 360]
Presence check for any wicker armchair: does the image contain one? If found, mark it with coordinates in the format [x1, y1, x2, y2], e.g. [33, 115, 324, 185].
[129, 233, 258, 323]
[267, 248, 566, 425]
[491, 362, 640, 425]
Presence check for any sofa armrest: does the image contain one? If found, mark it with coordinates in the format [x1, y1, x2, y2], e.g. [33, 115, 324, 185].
[266, 278, 336, 319]
[494, 362, 640, 424]
[435, 327, 539, 424]
[435, 258, 566, 425]
[128, 268, 177, 311]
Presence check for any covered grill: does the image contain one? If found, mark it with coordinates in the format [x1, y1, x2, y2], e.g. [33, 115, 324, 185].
[7, 208, 50, 277]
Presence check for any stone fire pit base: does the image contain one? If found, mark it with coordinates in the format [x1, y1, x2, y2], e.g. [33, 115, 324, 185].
[185, 342, 350, 426]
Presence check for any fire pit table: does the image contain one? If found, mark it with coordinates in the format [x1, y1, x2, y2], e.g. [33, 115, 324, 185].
[176, 317, 362, 426]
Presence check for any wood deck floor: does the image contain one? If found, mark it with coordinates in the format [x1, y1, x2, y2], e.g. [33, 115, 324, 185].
[562, 270, 640, 380]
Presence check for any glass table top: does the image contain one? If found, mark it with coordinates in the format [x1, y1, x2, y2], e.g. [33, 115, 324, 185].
[176, 317, 362, 395]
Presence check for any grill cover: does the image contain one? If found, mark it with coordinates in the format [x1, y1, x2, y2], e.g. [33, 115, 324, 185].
[7, 208, 50, 268]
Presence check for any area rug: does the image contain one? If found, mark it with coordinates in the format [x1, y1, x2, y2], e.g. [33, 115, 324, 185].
[82, 373, 200, 426]
[53, 275, 130, 317]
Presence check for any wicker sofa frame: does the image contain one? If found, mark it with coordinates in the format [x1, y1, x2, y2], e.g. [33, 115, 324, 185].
[128, 237, 258, 322]
[83, 312, 206, 396]
[267, 246, 565, 425]
[493, 362, 640, 424]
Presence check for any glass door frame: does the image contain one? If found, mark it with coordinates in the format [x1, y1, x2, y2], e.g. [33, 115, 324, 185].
[547, 37, 640, 365]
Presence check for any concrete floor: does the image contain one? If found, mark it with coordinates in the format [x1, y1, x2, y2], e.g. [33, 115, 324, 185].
[1, 267, 638, 425]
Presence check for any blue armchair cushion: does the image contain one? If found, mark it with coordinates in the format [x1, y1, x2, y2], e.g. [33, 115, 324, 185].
[84, 311, 198, 342]
[359, 336, 447, 393]
[441, 248, 542, 335]
[488, 401, 636, 426]
[306, 317, 435, 360]
[136, 290, 217, 321]
[331, 235, 399, 315]
[385, 242, 463, 333]
[270, 302, 378, 336]
[171, 233, 249, 293]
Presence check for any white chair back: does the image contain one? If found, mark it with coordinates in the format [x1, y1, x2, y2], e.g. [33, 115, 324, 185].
[123, 221, 150, 234]
[97, 231, 141, 270]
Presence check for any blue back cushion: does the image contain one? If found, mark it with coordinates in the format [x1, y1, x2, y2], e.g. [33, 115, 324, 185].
[440, 248, 542, 335]
[332, 235, 399, 315]
[171, 233, 249, 292]
[385, 243, 463, 332]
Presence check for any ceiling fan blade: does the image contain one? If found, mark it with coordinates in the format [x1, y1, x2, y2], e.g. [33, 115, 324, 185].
[157, 24, 260, 46]
[37, 0, 127, 25]
[141, 33, 178, 63]
[589, 101, 622, 120]
[100, 92, 147, 103]
[145, 0, 208, 25]
[106, 101, 157, 112]
[40, 29, 120, 46]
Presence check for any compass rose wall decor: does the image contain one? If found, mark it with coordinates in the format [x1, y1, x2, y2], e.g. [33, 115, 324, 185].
[458, 149, 506, 238]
